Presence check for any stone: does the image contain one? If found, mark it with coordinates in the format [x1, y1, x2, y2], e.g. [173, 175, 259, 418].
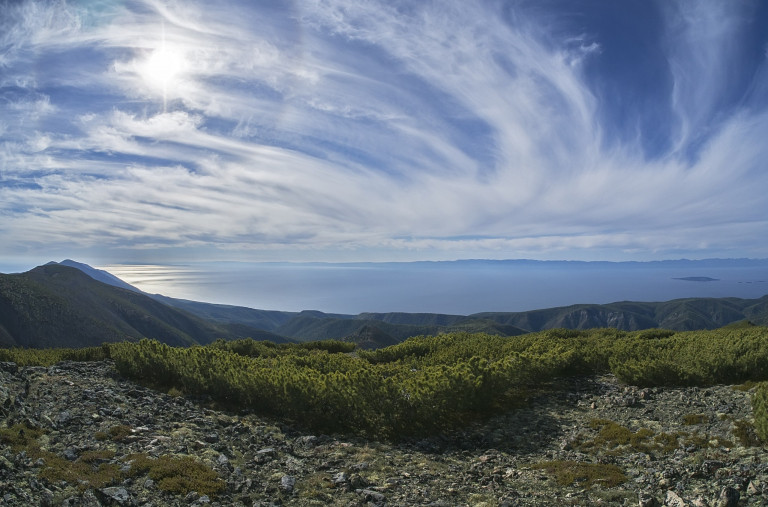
[716, 487, 740, 507]
[638, 494, 660, 507]
[333, 471, 349, 486]
[665, 490, 687, 507]
[55, 410, 73, 426]
[0, 362, 18, 374]
[280, 474, 296, 493]
[98, 486, 133, 505]
[357, 489, 386, 506]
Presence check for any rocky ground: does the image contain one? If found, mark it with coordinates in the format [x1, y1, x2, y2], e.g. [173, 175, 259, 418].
[1, 360, 766, 506]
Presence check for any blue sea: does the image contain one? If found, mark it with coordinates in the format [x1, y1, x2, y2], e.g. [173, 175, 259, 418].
[91, 259, 768, 315]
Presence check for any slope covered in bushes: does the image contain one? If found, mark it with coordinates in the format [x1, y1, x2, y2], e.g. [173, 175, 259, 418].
[3, 327, 768, 440]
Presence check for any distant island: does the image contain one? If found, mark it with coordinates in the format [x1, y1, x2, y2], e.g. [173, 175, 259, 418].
[672, 276, 719, 282]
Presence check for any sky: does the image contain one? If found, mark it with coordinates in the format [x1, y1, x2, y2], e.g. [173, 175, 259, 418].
[2, 0, 768, 267]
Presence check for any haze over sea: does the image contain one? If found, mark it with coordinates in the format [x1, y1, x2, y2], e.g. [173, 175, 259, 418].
[87, 259, 768, 315]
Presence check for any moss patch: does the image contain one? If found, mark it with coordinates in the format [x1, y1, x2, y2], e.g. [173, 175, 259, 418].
[682, 413, 707, 425]
[531, 460, 627, 488]
[126, 453, 224, 497]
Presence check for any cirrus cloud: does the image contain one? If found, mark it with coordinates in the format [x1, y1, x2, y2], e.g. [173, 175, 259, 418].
[1, 0, 767, 264]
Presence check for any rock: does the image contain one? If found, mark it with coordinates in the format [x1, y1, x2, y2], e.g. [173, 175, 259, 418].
[98, 486, 133, 506]
[665, 490, 687, 507]
[349, 473, 370, 489]
[280, 474, 296, 493]
[357, 488, 386, 506]
[39, 488, 55, 507]
[638, 493, 660, 507]
[333, 471, 349, 487]
[1, 361, 767, 506]
[0, 362, 18, 374]
[295, 435, 318, 448]
[716, 487, 739, 507]
[55, 410, 73, 426]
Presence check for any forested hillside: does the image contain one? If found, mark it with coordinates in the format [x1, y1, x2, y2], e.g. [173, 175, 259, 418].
[0, 265, 289, 348]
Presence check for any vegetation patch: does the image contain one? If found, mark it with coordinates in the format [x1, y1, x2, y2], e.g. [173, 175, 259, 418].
[107, 424, 133, 441]
[531, 460, 627, 488]
[297, 472, 334, 500]
[0, 423, 45, 450]
[0, 345, 109, 366]
[683, 413, 707, 425]
[39, 452, 122, 491]
[733, 419, 762, 447]
[753, 382, 768, 443]
[5, 325, 768, 439]
[126, 453, 224, 497]
[574, 419, 723, 456]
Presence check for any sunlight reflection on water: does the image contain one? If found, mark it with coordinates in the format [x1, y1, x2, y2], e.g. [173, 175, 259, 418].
[95, 261, 768, 315]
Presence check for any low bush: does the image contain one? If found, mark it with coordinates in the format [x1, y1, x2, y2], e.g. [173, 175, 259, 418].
[752, 382, 768, 443]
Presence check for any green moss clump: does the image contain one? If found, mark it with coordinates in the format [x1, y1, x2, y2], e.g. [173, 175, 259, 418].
[580, 419, 660, 455]
[531, 460, 627, 488]
[127, 453, 223, 498]
[108, 424, 132, 441]
[38, 451, 122, 491]
[0, 423, 45, 451]
[682, 413, 707, 425]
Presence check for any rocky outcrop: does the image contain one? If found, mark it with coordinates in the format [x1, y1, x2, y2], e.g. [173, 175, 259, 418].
[1, 360, 766, 506]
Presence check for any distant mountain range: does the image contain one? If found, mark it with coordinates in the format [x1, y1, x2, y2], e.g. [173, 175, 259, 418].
[1, 260, 767, 349]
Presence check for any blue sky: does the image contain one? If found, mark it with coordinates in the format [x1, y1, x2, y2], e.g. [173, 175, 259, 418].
[2, 0, 768, 266]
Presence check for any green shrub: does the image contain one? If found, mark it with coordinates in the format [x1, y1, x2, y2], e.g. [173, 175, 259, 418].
[751, 382, 768, 443]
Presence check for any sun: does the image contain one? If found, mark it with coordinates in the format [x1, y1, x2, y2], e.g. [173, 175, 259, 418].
[143, 46, 184, 90]
[137, 41, 188, 110]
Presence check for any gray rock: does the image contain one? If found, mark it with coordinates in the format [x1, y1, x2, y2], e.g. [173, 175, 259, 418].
[0, 362, 18, 374]
[333, 471, 349, 486]
[665, 490, 687, 507]
[638, 494, 660, 507]
[98, 486, 133, 506]
[717, 487, 739, 507]
[280, 474, 295, 493]
[56, 410, 73, 426]
[357, 489, 386, 506]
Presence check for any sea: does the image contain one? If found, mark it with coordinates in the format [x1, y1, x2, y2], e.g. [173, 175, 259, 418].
[89, 259, 768, 315]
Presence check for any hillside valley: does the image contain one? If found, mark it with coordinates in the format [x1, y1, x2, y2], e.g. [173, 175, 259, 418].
[1, 261, 768, 349]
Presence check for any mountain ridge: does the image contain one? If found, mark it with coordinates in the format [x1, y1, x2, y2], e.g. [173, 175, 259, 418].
[2, 261, 768, 349]
[0, 264, 291, 348]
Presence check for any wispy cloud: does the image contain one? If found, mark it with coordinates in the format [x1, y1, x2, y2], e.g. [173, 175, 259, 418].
[1, 0, 767, 263]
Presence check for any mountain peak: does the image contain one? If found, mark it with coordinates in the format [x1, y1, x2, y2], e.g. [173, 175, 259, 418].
[54, 260, 142, 294]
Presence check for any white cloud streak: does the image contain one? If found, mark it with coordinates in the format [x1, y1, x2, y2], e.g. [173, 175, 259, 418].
[1, 0, 767, 262]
